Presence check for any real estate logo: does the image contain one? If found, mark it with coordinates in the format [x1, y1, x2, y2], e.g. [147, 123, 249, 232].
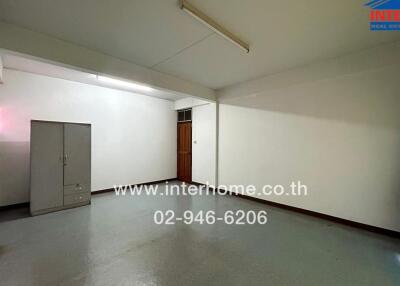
[366, 0, 400, 30]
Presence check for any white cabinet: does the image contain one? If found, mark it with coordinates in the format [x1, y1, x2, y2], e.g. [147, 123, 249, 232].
[30, 121, 91, 215]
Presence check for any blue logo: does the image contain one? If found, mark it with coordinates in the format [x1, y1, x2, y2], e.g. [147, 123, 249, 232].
[365, 0, 400, 30]
[366, 0, 400, 9]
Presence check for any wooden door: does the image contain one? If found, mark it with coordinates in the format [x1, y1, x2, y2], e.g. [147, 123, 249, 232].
[177, 122, 192, 182]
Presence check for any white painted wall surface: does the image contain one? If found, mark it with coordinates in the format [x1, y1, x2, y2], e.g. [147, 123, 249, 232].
[0, 69, 177, 206]
[218, 42, 400, 232]
[192, 103, 216, 187]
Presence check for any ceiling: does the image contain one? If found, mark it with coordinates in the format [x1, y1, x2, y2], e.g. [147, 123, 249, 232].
[0, 0, 399, 90]
[1, 53, 186, 101]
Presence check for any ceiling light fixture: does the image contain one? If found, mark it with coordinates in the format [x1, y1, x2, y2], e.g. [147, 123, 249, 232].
[96, 75, 154, 92]
[179, 0, 249, 53]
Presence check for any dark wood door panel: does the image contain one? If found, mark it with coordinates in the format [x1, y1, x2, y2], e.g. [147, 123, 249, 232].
[177, 122, 192, 183]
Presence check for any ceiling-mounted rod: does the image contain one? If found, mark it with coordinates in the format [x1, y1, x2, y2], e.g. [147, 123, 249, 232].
[179, 0, 250, 53]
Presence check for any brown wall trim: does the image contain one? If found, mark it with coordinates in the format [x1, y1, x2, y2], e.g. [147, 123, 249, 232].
[0, 179, 177, 210]
[2, 180, 398, 238]
[190, 182, 400, 239]
[93, 178, 178, 195]
[222, 189, 400, 238]
[190, 181, 205, 186]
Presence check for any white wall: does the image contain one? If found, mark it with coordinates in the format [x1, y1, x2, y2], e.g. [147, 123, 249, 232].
[217, 41, 400, 232]
[192, 103, 216, 187]
[0, 69, 177, 206]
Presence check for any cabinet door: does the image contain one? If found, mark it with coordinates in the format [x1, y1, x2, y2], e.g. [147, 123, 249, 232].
[30, 121, 64, 213]
[63, 124, 91, 186]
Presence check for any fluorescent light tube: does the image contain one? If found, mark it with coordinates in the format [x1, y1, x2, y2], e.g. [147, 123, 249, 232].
[97, 75, 154, 92]
[179, 0, 249, 53]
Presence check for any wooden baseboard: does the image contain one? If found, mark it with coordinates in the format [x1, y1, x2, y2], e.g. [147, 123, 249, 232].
[0, 178, 177, 210]
[218, 189, 400, 238]
[188, 182, 400, 239]
[190, 181, 204, 186]
[92, 178, 177, 195]
[3, 180, 399, 238]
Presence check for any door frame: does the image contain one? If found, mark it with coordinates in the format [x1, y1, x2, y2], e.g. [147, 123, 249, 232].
[177, 110, 192, 183]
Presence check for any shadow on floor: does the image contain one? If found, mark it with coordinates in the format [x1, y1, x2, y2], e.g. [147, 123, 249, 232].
[0, 204, 30, 223]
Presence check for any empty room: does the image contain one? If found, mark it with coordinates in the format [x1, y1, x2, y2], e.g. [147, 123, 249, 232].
[0, 0, 399, 285]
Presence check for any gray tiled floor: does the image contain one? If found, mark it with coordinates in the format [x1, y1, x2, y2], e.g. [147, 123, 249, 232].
[0, 182, 399, 285]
